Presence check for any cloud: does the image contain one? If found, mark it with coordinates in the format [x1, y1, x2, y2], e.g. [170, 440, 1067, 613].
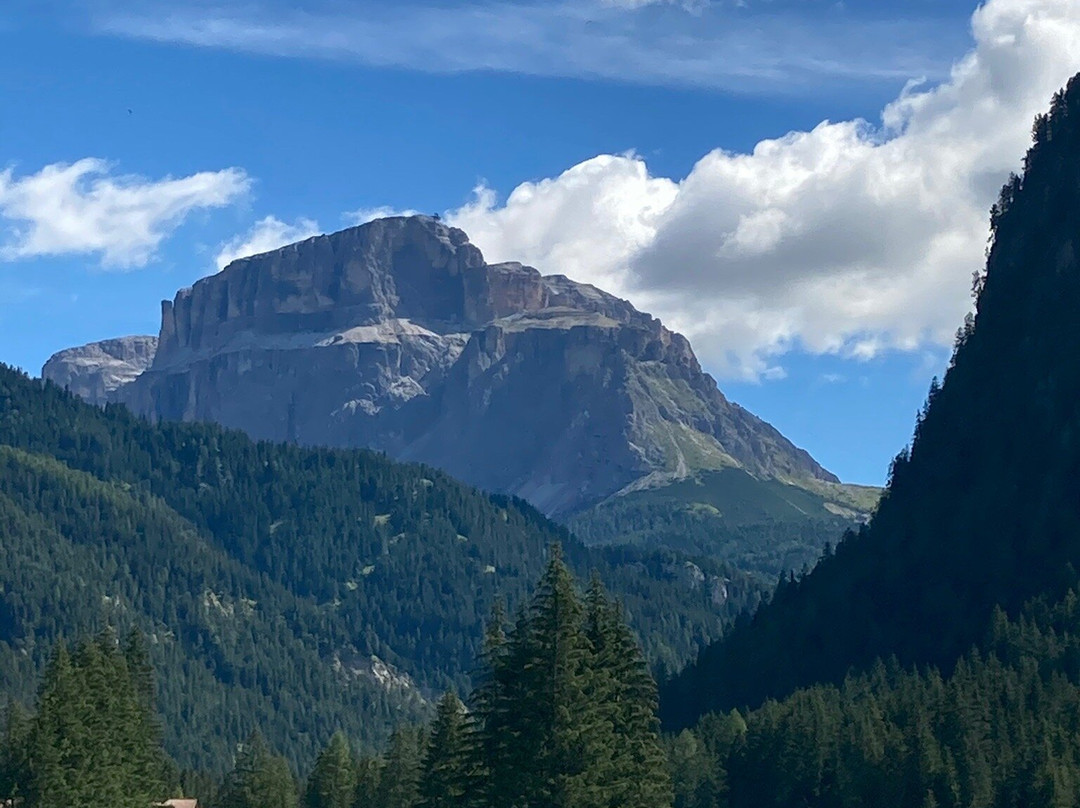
[96, 1, 961, 91]
[215, 215, 321, 270]
[449, 158, 678, 297]
[599, 0, 711, 12]
[444, 0, 1080, 379]
[344, 206, 420, 227]
[0, 159, 249, 268]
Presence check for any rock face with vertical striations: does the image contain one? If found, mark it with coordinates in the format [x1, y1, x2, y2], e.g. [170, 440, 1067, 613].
[44, 216, 837, 516]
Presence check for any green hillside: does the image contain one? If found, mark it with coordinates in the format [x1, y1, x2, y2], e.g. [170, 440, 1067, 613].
[0, 364, 761, 771]
[662, 75, 1080, 730]
[570, 469, 879, 580]
[668, 584, 1080, 807]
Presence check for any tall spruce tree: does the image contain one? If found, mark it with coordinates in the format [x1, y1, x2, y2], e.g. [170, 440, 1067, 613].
[584, 576, 673, 808]
[471, 603, 514, 808]
[418, 692, 474, 808]
[374, 727, 424, 808]
[353, 755, 382, 808]
[471, 546, 672, 808]
[0, 698, 30, 801]
[496, 545, 606, 806]
[303, 732, 356, 808]
[27, 634, 170, 808]
[218, 733, 298, 808]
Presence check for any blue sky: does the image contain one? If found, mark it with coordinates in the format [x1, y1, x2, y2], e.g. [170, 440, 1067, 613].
[2, 0, 1078, 486]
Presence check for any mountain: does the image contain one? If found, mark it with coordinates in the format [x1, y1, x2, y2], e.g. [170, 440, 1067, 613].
[662, 76, 1080, 729]
[570, 468, 878, 580]
[0, 363, 761, 772]
[43, 215, 839, 518]
[41, 336, 157, 406]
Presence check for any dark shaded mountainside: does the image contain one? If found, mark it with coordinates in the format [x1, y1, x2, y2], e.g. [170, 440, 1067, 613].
[0, 364, 759, 772]
[43, 216, 869, 529]
[662, 76, 1080, 730]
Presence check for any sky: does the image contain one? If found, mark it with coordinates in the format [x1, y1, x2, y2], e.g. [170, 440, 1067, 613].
[2, 0, 1080, 486]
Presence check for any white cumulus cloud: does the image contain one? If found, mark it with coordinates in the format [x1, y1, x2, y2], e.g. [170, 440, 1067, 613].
[215, 215, 322, 270]
[445, 0, 1080, 379]
[0, 158, 250, 268]
[450, 157, 678, 297]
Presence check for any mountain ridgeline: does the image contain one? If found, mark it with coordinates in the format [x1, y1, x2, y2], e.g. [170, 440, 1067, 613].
[43, 216, 844, 519]
[12, 65, 1080, 808]
[663, 75, 1080, 728]
[0, 363, 760, 771]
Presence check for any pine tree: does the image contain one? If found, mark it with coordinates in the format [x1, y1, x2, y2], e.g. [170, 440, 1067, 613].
[470, 602, 513, 808]
[473, 546, 668, 808]
[418, 693, 474, 808]
[303, 732, 356, 808]
[584, 575, 673, 808]
[218, 733, 298, 808]
[122, 628, 174, 797]
[27, 644, 80, 808]
[0, 698, 30, 801]
[512, 545, 604, 806]
[353, 755, 382, 808]
[375, 727, 423, 808]
[26, 635, 171, 808]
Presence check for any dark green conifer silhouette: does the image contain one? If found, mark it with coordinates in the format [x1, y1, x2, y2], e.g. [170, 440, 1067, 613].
[304, 731, 356, 808]
[218, 732, 297, 808]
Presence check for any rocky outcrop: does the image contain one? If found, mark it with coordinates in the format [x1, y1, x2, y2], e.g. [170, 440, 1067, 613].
[45, 216, 836, 515]
[42, 336, 158, 406]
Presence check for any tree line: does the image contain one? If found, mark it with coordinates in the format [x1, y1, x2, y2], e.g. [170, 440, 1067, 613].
[0, 359, 760, 771]
[662, 72, 1080, 730]
[1, 549, 671, 808]
[11, 551, 1080, 807]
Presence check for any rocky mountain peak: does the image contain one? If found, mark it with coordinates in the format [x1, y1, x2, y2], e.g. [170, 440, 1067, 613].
[45, 215, 836, 515]
[41, 336, 158, 406]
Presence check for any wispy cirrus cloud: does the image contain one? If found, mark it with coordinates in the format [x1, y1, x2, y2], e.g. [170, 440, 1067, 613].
[93, 0, 963, 91]
[0, 159, 250, 268]
[599, 0, 712, 13]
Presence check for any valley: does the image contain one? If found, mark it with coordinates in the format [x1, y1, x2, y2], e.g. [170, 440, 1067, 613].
[5, 3, 1080, 806]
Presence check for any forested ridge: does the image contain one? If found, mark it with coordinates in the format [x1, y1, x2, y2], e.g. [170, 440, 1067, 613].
[569, 468, 875, 581]
[663, 73, 1080, 730]
[7, 64, 1080, 808]
[668, 586, 1080, 807]
[655, 72, 1080, 807]
[0, 362, 760, 770]
[0, 554, 674, 808]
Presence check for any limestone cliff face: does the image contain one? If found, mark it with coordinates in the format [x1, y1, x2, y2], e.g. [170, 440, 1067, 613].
[42, 336, 158, 406]
[46, 216, 835, 515]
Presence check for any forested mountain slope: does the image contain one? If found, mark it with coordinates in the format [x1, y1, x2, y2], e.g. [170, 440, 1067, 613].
[663, 75, 1080, 728]
[0, 364, 758, 770]
[571, 468, 878, 581]
[669, 586, 1080, 808]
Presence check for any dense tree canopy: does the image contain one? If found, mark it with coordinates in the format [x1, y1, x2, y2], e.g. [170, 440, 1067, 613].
[663, 73, 1080, 729]
[570, 468, 872, 581]
[0, 361, 758, 770]
[0, 632, 174, 808]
